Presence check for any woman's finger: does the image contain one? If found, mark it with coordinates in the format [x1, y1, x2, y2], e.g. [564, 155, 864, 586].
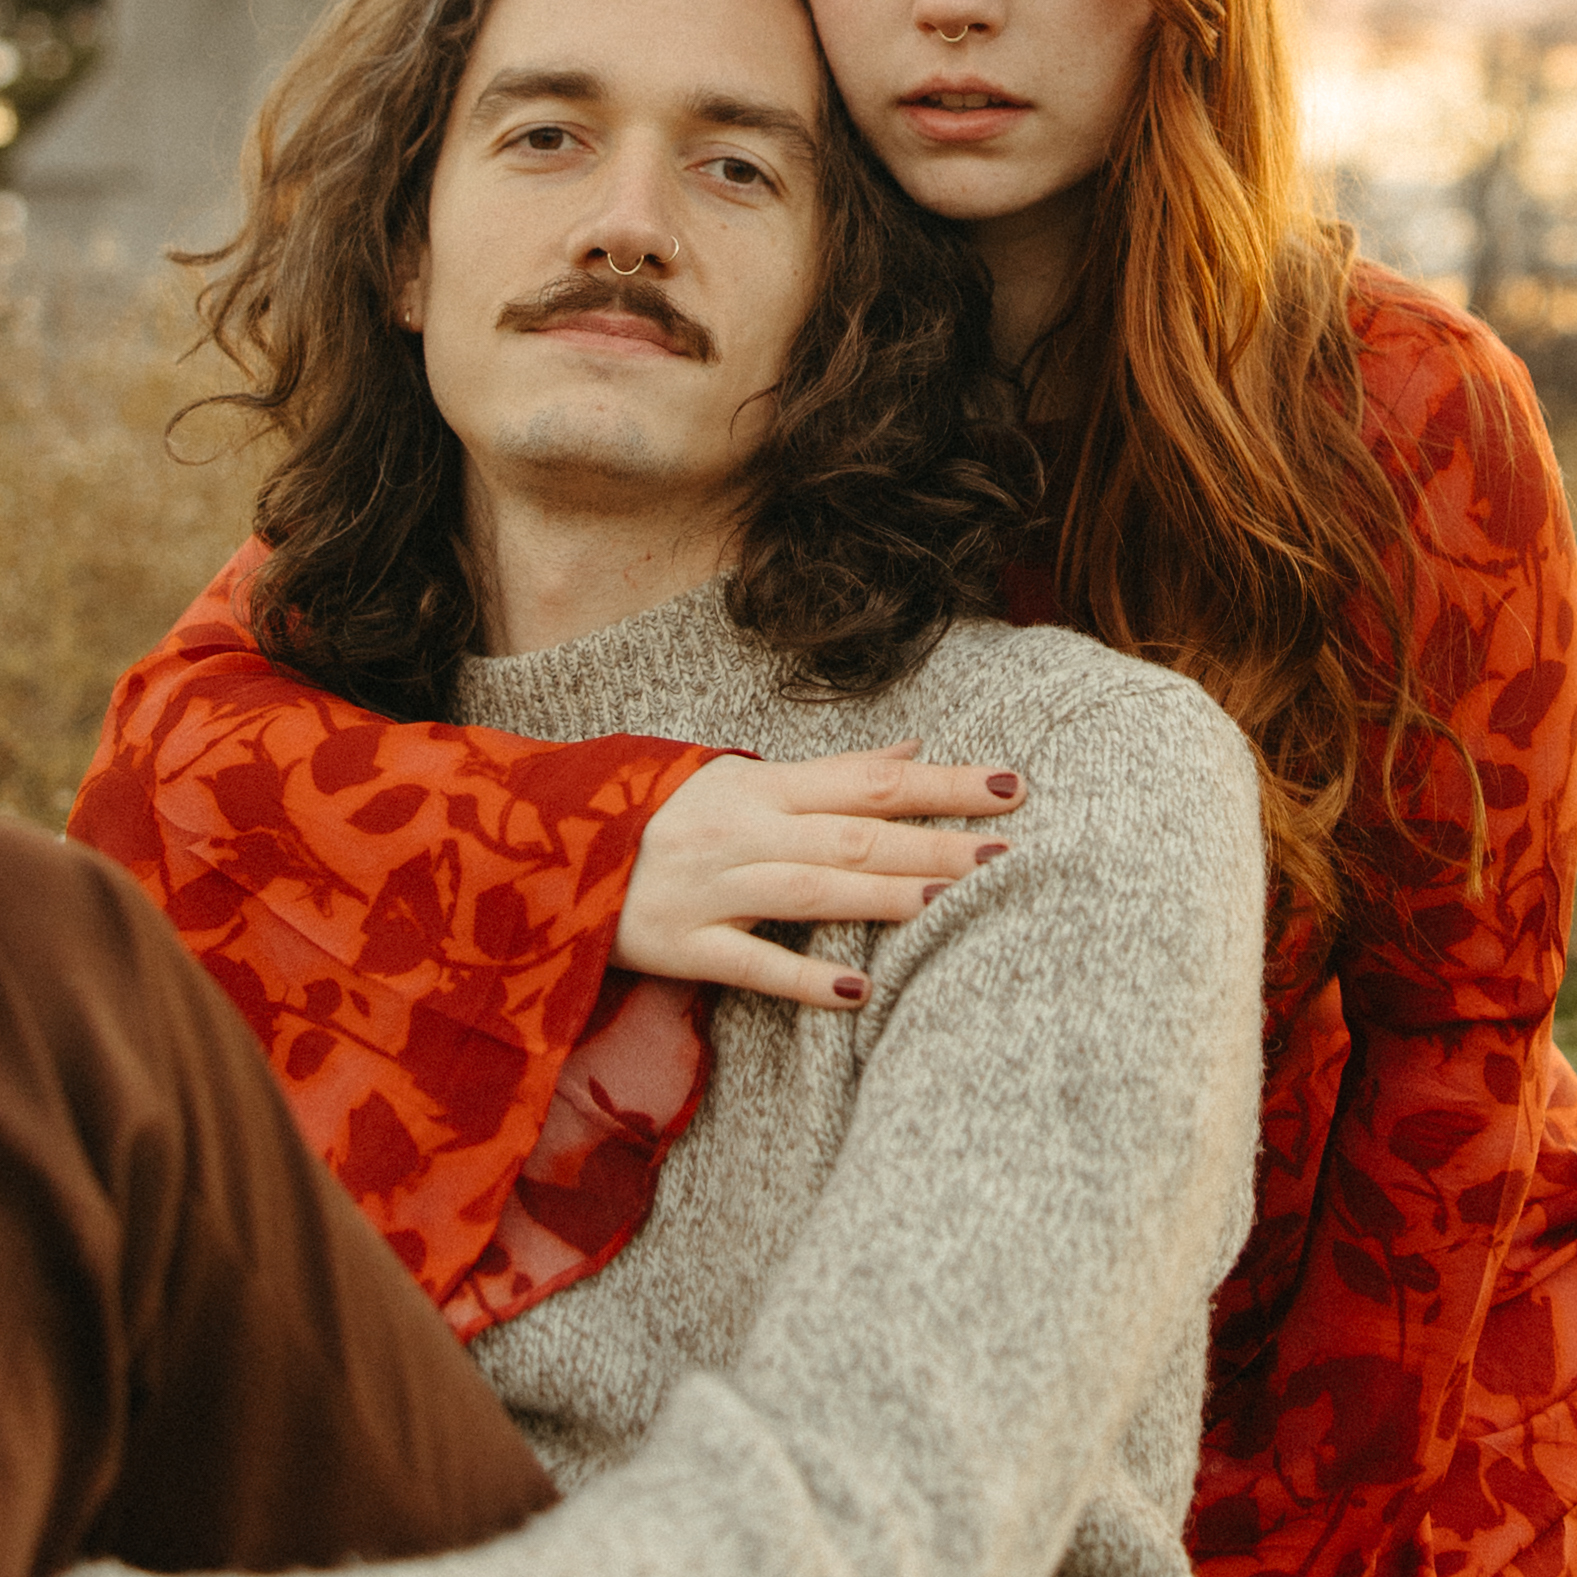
[717, 864, 952, 925]
[706, 813, 1009, 880]
[765, 748, 1025, 819]
[612, 747, 1026, 993]
[683, 927, 872, 1011]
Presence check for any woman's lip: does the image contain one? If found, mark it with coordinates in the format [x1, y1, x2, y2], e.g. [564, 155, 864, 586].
[901, 76, 1030, 108]
[900, 102, 1031, 143]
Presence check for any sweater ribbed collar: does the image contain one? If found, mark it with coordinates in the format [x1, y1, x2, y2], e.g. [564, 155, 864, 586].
[452, 575, 778, 742]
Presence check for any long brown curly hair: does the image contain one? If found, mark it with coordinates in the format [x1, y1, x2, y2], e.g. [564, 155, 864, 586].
[174, 0, 1032, 722]
[1018, 0, 1542, 940]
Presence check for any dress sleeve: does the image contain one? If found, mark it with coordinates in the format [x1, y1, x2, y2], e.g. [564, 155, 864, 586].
[67, 538, 723, 1315]
[434, 674, 1266, 1577]
[1191, 290, 1577, 1576]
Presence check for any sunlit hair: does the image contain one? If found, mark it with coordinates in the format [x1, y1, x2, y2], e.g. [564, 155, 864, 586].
[176, 0, 1030, 719]
[1024, 0, 1540, 946]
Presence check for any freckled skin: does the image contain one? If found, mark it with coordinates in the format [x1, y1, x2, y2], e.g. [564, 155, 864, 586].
[808, 0, 1153, 222]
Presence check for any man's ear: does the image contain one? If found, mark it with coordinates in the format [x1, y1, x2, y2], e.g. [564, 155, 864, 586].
[394, 240, 430, 334]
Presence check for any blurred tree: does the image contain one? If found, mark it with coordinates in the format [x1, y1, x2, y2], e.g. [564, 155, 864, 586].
[1458, 21, 1577, 408]
[0, 0, 108, 181]
[1310, 0, 1577, 423]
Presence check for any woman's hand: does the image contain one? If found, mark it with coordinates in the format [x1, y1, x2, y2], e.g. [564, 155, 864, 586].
[612, 742, 1025, 1008]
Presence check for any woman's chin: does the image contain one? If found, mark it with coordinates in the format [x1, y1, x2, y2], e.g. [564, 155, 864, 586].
[876, 149, 1096, 227]
[891, 170, 1042, 223]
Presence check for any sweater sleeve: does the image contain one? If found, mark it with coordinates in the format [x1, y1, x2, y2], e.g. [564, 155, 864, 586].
[67, 538, 723, 1315]
[392, 669, 1266, 1577]
[1191, 286, 1577, 1576]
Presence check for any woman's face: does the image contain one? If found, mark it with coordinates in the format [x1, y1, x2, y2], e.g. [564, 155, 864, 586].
[809, 0, 1154, 223]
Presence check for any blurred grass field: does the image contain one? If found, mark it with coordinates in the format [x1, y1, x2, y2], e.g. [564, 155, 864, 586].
[0, 262, 259, 827]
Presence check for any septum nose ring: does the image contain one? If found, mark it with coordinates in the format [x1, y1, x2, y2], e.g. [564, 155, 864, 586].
[607, 236, 682, 276]
[938, 24, 971, 42]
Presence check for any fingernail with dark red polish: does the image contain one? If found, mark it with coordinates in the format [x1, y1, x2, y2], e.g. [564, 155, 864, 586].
[922, 882, 948, 905]
[975, 843, 1009, 864]
[833, 976, 867, 1001]
[986, 773, 1018, 799]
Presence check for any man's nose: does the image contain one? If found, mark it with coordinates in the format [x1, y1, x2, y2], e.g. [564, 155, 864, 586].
[570, 145, 683, 280]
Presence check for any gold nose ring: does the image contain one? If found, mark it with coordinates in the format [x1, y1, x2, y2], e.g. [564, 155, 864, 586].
[607, 236, 682, 276]
[938, 25, 971, 42]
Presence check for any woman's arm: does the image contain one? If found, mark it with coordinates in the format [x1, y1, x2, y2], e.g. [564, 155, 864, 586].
[68, 540, 723, 1308]
[69, 542, 1025, 1314]
[414, 671, 1266, 1577]
[1192, 286, 1577, 1577]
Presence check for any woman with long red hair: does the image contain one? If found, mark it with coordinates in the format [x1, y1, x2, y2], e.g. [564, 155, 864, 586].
[802, 3, 1577, 1573]
[71, 0, 1577, 1572]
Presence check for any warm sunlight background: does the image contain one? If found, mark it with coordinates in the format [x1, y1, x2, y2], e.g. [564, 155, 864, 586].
[1300, 0, 1577, 466]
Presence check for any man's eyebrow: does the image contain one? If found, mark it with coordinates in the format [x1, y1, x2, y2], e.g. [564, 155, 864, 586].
[685, 92, 820, 168]
[468, 68, 606, 132]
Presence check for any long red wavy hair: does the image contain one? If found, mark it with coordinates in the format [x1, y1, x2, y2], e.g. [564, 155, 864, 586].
[1026, 0, 1527, 945]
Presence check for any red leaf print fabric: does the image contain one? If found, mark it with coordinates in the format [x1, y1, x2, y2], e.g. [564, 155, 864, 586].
[1005, 271, 1577, 1573]
[68, 537, 720, 1340]
[1177, 276, 1577, 1576]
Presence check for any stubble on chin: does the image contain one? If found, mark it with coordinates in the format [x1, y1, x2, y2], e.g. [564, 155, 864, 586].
[493, 406, 678, 490]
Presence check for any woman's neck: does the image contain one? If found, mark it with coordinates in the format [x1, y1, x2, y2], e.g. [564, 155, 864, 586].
[968, 178, 1098, 381]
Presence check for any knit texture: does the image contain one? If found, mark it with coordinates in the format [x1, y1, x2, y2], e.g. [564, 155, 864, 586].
[77, 583, 1264, 1577]
[433, 579, 1267, 1577]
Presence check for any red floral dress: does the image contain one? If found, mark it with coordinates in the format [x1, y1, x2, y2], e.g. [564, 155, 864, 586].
[70, 273, 1577, 1574]
[1173, 280, 1577, 1577]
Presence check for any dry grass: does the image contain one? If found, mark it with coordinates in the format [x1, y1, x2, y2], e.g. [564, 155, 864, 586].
[0, 261, 260, 829]
[1551, 410, 1577, 500]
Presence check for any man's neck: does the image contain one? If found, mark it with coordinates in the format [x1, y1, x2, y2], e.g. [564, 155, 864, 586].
[470, 473, 742, 656]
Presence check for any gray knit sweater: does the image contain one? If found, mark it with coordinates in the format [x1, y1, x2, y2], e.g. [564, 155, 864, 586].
[104, 581, 1263, 1577]
[424, 580, 1264, 1577]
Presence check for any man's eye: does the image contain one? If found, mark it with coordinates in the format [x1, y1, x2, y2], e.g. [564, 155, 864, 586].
[520, 126, 569, 152]
[708, 157, 771, 190]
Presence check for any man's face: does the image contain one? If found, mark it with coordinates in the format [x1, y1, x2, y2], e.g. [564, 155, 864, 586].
[409, 0, 824, 516]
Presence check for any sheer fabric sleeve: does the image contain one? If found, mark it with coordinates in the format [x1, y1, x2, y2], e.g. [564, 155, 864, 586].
[68, 538, 723, 1319]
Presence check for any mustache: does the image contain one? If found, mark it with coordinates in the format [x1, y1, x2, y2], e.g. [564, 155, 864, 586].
[496, 272, 718, 363]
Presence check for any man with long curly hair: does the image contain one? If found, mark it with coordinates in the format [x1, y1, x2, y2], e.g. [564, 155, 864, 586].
[50, 0, 1268, 1570]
